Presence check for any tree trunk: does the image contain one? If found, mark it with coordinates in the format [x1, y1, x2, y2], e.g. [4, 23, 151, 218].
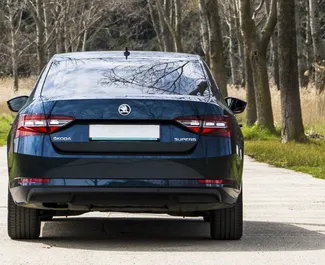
[64, 0, 71, 53]
[11, 49, 19, 92]
[278, 0, 306, 142]
[169, 0, 175, 36]
[265, 0, 279, 90]
[163, 0, 173, 51]
[155, 0, 166, 50]
[82, 22, 88, 52]
[271, 32, 280, 89]
[229, 11, 240, 85]
[239, 0, 276, 131]
[155, 0, 181, 52]
[309, 0, 325, 93]
[295, 0, 306, 89]
[43, 0, 50, 60]
[64, 23, 70, 52]
[36, 0, 46, 72]
[244, 45, 256, 126]
[25, 0, 46, 72]
[8, 1, 19, 91]
[148, 0, 164, 51]
[174, 0, 183, 52]
[306, 2, 313, 68]
[239, 0, 256, 125]
[56, 27, 64, 54]
[54, 4, 64, 54]
[198, 0, 210, 64]
[250, 45, 274, 130]
[207, 0, 227, 97]
[234, 0, 245, 87]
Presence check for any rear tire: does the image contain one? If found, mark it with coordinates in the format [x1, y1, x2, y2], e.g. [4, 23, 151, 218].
[210, 191, 243, 240]
[7, 191, 41, 240]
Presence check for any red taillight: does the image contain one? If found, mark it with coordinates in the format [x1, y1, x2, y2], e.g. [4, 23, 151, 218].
[198, 179, 233, 185]
[175, 115, 231, 137]
[16, 114, 75, 137]
[17, 178, 50, 185]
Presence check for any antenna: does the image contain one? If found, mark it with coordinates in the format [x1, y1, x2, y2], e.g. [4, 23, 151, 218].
[124, 47, 130, 60]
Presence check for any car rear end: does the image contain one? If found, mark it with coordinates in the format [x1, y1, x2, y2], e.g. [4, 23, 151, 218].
[7, 52, 244, 240]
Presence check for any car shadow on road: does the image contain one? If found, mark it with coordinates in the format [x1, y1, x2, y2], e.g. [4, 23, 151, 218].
[33, 217, 325, 252]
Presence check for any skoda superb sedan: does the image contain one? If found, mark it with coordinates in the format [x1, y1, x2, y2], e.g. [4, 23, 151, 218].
[7, 51, 246, 240]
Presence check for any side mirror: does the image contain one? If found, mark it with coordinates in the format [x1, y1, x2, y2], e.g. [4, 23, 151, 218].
[225, 97, 247, 114]
[7, 96, 29, 112]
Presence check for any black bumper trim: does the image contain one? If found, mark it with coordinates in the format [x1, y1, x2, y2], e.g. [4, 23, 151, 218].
[10, 186, 239, 213]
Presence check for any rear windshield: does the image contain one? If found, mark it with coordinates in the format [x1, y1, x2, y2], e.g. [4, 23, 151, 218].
[41, 58, 210, 99]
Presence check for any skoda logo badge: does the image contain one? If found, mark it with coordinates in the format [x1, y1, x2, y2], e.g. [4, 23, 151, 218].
[118, 104, 131, 116]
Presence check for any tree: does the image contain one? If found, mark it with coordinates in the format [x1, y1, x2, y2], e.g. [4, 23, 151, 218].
[243, 36, 256, 126]
[197, 0, 227, 97]
[237, 0, 256, 125]
[6, 0, 21, 91]
[198, 0, 210, 64]
[295, 0, 307, 89]
[206, 0, 227, 97]
[25, 0, 46, 73]
[1, 0, 324, 110]
[278, 0, 306, 142]
[155, 0, 183, 52]
[174, 0, 182, 52]
[5, 0, 33, 91]
[225, 0, 242, 86]
[239, 0, 277, 131]
[309, 0, 325, 93]
[266, 1, 280, 90]
[148, 0, 164, 51]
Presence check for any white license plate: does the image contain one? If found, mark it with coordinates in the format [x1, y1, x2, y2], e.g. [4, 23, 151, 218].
[89, 125, 160, 141]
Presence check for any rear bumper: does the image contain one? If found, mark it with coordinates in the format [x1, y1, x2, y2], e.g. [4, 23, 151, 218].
[8, 148, 243, 214]
[10, 184, 240, 214]
[9, 152, 241, 180]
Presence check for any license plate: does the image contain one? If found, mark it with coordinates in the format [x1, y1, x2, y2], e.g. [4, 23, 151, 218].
[89, 125, 160, 141]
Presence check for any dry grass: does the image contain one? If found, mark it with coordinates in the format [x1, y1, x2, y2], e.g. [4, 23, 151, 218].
[228, 85, 325, 135]
[0, 77, 36, 114]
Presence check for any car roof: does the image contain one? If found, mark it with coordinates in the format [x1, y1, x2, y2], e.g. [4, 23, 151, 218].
[52, 51, 201, 61]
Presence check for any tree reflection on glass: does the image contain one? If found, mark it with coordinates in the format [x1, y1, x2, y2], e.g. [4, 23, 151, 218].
[42, 58, 210, 99]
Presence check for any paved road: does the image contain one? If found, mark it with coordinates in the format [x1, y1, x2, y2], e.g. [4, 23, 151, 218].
[0, 146, 325, 265]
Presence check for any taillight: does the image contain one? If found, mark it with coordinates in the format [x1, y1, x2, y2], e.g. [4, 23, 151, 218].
[16, 114, 75, 137]
[198, 179, 233, 185]
[17, 178, 50, 185]
[175, 115, 231, 137]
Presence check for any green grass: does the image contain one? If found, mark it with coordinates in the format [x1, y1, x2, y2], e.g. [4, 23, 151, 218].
[0, 114, 14, 146]
[243, 126, 325, 180]
[241, 125, 281, 140]
[305, 123, 325, 136]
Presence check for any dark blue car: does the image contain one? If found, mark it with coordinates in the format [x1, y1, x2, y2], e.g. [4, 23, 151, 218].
[6, 51, 246, 240]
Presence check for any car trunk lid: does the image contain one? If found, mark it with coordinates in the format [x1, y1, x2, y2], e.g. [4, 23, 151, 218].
[40, 96, 223, 154]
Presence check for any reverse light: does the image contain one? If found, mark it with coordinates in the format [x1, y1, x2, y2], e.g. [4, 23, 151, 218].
[175, 115, 231, 137]
[16, 114, 75, 137]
